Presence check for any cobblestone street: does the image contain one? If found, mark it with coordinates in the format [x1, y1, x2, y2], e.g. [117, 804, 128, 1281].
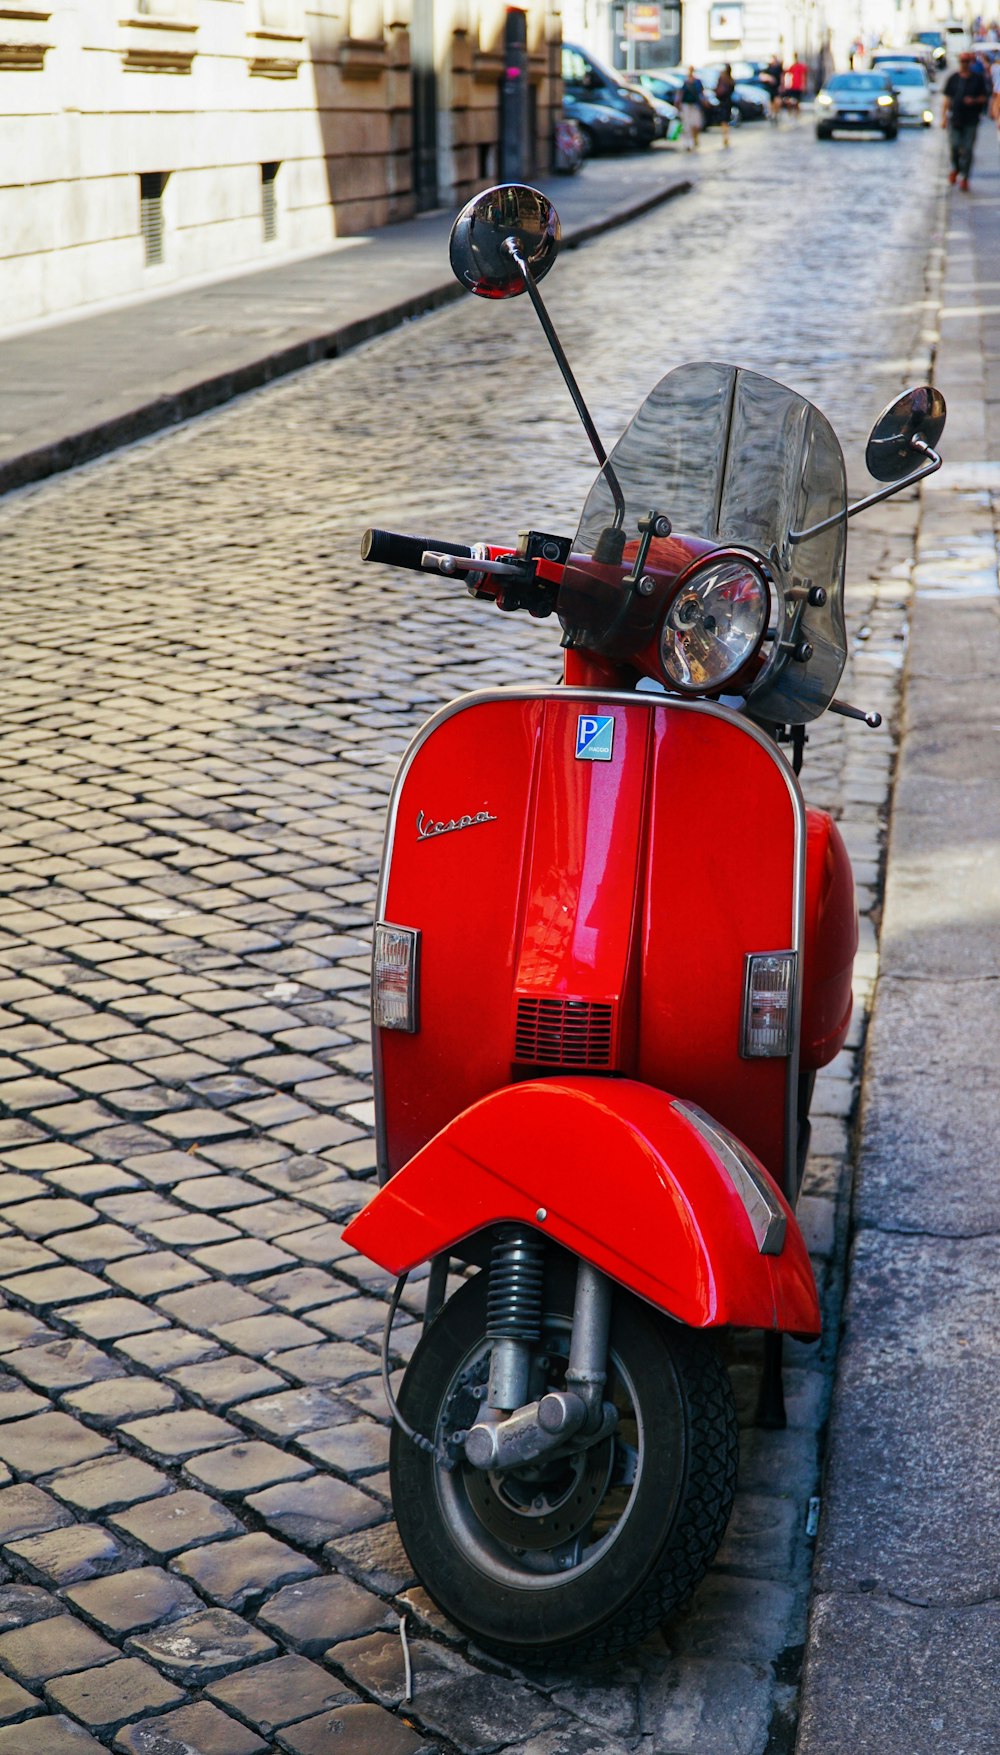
[0, 123, 943, 1754]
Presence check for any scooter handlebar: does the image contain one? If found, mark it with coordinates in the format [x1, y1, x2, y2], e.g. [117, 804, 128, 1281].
[361, 528, 473, 574]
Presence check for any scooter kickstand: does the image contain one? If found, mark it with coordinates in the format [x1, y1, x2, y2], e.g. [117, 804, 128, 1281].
[755, 1331, 787, 1430]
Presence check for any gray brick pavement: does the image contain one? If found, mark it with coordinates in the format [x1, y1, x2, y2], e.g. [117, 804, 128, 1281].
[0, 124, 944, 1752]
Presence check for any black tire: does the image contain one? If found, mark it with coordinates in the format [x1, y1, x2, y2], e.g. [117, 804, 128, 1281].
[816, 125, 832, 139]
[884, 125, 898, 139]
[390, 1260, 738, 1667]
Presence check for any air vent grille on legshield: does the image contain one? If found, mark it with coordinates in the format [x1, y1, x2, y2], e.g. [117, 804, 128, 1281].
[514, 997, 614, 1068]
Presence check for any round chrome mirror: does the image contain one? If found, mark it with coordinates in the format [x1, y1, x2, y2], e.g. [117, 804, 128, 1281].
[449, 184, 560, 300]
[865, 385, 947, 482]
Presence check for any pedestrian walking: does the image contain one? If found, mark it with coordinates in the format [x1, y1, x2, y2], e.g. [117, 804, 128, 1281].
[763, 53, 784, 121]
[716, 63, 735, 147]
[679, 67, 705, 151]
[785, 56, 808, 115]
[942, 50, 989, 189]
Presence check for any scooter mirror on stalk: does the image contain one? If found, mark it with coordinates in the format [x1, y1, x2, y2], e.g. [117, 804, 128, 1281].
[865, 385, 947, 482]
[449, 184, 627, 545]
[449, 185, 560, 300]
[791, 382, 946, 548]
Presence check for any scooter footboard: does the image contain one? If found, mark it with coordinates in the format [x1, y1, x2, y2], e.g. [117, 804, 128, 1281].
[343, 1078, 820, 1338]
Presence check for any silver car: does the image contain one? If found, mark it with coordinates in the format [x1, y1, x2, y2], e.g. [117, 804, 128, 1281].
[815, 72, 899, 139]
[871, 58, 935, 126]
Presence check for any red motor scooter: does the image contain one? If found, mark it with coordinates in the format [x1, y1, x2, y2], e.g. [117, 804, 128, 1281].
[343, 185, 947, 1666]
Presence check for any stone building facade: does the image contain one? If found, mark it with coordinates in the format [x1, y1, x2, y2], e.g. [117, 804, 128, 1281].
[0, 0, 562, 331]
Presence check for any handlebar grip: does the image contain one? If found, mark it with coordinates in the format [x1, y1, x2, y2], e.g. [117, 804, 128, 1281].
[361, 528, 474, 573]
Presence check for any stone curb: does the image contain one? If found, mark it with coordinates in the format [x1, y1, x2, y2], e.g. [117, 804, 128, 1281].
[0, 179, 690, 501]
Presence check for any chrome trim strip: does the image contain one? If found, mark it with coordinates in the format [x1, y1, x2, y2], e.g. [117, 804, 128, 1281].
[672, 1100, 788, 1255]
[373, 687, 805, 1199]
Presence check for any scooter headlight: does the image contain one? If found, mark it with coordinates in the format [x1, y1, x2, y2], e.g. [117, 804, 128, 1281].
[659, 553, 770, 692]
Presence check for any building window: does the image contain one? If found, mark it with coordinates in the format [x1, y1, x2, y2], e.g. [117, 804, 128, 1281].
[261, 162, 279, 241]
[253, 0, 302, 37]
[135, 0, 192, 17]
[140, 172, 168, 265]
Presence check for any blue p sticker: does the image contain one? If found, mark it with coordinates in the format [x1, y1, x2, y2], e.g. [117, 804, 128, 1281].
[575, 714, 615, 762]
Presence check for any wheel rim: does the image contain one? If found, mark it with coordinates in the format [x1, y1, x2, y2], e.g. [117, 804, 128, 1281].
[433, 1311, 685, 1590]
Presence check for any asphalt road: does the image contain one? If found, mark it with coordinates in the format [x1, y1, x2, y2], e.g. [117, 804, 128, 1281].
[0, 118, 942, 1755]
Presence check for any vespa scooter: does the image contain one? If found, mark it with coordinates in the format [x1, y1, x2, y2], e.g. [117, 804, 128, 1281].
[342, 185, 947, 1666]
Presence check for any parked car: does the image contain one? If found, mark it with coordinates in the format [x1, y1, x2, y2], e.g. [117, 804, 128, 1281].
[870, 59, 935, 125]
[562, 92, 638, 154]
[562, 43, 658, 147]
[696, 64, 769, 121]
[815, 71, 899, 138]
[707, 58, 773, 93]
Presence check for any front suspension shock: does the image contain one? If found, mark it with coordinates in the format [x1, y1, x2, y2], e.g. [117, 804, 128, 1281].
[486, 1227, 546, 1412]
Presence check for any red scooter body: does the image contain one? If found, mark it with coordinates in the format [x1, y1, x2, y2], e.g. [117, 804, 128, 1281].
[339, 185, 946, 1669]
[345, 684, 856, 1339]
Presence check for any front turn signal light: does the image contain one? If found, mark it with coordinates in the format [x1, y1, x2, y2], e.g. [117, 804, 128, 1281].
[373, 922, 420, 1032]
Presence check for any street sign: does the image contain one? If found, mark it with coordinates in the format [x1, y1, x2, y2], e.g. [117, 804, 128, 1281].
[625, 4, 661, 42]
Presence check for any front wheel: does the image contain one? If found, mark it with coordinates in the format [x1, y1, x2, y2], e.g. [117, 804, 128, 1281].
[390, 1262, 738, 1666]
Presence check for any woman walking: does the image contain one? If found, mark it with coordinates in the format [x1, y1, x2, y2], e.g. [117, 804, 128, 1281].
[680, 67, 705, 151]
[716, 63, 735, 146]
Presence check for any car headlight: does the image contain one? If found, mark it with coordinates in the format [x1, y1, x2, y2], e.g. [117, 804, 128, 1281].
[877, 93, 895, 107]
[660, 553, 771, 692]
[816, 91, 833, 106]
[923, 109, 934, 123]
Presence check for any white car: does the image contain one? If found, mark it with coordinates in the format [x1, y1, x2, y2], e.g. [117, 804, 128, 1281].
[871, 57, 935, 126]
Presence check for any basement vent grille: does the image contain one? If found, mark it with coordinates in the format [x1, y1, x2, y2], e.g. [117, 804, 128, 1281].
[140, 172, 167, 266]
[261, 162, 279, 241]
[514, 997, 614, 1068]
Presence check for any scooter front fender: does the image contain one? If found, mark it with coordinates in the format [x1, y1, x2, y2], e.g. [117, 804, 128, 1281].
[343, 1078, 820, 1337]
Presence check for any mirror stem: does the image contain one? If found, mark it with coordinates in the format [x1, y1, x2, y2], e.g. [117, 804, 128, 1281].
[503, 237, 626, 530]
[789, 438, 942, 545]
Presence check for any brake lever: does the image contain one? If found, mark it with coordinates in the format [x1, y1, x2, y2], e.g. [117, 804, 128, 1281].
[421, 550, 524, 579]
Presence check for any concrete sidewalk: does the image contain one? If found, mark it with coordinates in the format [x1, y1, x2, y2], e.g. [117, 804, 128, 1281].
[0, 151, 693, 498]
[796, 143, 1000, 1752]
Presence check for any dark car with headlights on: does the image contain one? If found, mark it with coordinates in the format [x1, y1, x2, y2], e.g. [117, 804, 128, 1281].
[815, 72, 899, 139]
[563, 91, 638, 153]
[562, 43, 658, 147]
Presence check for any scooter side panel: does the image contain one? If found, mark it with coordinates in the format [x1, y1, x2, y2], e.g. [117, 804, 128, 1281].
[638, 707, 798, 1183]
[801, 809, 858, 1068]
[345, 1077, 820, 1337]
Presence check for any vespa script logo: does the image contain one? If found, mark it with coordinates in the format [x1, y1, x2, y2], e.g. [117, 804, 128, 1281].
[416, 806, 498, 843]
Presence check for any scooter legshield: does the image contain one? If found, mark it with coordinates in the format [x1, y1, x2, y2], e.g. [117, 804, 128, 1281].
[343, 1076, 820, 1338]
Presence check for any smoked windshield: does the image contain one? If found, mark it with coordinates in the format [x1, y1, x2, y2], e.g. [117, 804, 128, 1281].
[559, 362, 849, 725]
